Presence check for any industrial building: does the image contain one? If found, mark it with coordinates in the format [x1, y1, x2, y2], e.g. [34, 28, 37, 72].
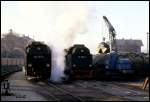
[115, 39, 143, 53]
[98, 39, 143, 53]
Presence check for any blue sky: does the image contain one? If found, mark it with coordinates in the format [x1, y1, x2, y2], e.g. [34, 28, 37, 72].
[1, 1, 149, 53]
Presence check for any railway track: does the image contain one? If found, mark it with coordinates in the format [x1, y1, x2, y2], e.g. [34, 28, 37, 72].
[73, 80, 149, 101]
[44, 81, 84, 101]
[44, 80, 127, 101]
[1, 71, 149, 101]
[15, 75, 84, 101]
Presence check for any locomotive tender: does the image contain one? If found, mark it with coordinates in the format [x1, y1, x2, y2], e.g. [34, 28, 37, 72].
[25, 41, 51, 79]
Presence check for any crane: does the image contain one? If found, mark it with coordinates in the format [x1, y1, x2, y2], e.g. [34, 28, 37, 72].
[103, 16, 117, 53]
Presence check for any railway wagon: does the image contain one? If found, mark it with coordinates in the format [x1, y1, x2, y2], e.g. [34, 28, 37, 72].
[64, 44, 94, 80]
[25, 41, 51, 79]
[1, 58, 24, 77]
[1, 58, 25, 66]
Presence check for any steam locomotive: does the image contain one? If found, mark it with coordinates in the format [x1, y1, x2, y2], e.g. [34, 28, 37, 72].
[25, 41, 51, 79]
[64, 44, 94, 80]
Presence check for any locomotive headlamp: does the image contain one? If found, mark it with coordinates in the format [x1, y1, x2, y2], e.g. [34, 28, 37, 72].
[34, 56, 38, 58]
[105, 65, 109, 69]
[73, 64, 76, 67]
[46, 64, 50, 67]
[89, 64, 92, 67]
[26, 48, 30, 53]
[28, 64, 32, 67]
[81, 50, 84, 52]
[37, 47, 41, 50]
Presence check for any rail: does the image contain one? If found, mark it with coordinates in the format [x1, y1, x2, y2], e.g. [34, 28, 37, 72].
[46, 82, 84, 101]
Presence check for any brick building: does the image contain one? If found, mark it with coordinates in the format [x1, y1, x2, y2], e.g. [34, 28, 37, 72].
[98, 39, 143, 53]
[115, 39, 143, 53]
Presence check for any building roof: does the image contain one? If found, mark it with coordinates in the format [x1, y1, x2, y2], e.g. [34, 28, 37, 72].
[115, 39, 143, 46]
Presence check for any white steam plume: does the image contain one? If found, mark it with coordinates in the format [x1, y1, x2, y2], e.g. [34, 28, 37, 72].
[49, 5, 89, 83]
[17, 1, 89, 83]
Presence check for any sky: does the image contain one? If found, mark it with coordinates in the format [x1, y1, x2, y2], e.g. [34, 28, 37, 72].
[1, 1, 149, 53]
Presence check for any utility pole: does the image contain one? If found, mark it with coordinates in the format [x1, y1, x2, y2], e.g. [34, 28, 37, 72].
[147, 32, 149, 54]
[109, 32, 112, 53]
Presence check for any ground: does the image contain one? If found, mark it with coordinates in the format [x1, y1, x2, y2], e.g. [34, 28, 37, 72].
[1, 71, 149, 101]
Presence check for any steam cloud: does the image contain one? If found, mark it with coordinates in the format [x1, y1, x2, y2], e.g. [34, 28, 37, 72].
[48, 5, 89, 83]
[17, 2, 90, 83]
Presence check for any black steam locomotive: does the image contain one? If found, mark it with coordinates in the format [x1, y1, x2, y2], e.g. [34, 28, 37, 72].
[64, 44, 94, 80]
[25, 41, 51, 79]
